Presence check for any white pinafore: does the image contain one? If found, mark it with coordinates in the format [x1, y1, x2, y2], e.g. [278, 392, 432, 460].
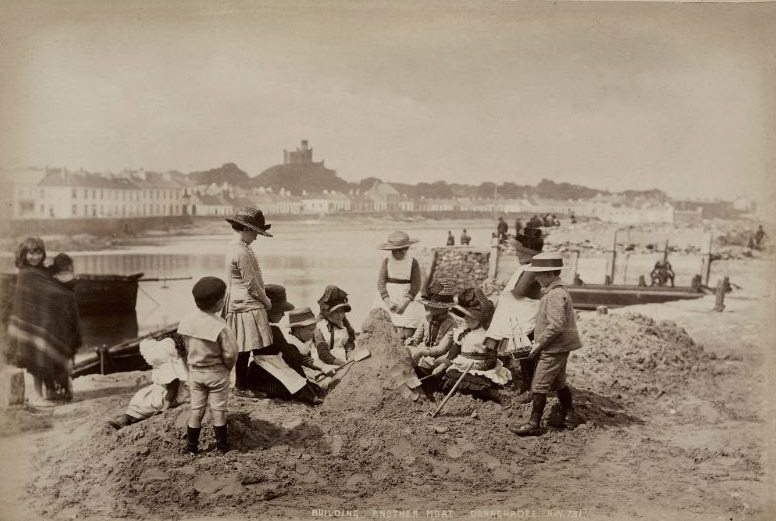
[373, 255, 424, 329]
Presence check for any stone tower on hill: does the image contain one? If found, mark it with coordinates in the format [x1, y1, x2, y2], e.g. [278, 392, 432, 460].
[255, 140, 348, 194]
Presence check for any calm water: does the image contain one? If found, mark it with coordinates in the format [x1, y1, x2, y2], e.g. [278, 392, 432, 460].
[1, 221, 729, 351]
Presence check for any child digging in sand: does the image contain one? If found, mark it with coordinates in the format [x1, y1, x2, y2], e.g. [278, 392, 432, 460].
[177, 277, 238, 454]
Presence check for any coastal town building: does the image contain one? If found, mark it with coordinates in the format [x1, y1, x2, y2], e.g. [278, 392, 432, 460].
[10, 169, 187, 220]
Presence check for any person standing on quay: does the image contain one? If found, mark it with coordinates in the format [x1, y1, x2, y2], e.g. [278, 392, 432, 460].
[496, 217, 509, 244]
[460, 229, 471, 246]
[223, 207, 274, 397]
[446, 231, 455, 246]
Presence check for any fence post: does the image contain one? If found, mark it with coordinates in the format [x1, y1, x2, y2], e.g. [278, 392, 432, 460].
[488, 244, 500, 279]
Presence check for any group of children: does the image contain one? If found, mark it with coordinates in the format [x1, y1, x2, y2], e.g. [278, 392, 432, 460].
[108, 275, 359, 454]
[104, 219, 583, 454]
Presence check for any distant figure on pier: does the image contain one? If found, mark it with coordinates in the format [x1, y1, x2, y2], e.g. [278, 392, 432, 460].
[446, 231, 455, 246]
[754, 225, 767, 250]
[650, 259, 675, 287]
[497, 217, 509, 244]
[570, 212, 577, 224]
[460, 229, 471, 246]
[514, 218, 523, 237]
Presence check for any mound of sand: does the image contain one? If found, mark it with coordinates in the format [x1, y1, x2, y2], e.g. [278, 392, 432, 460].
[575, 312, 708, 399]
[28, 310, 709, 518]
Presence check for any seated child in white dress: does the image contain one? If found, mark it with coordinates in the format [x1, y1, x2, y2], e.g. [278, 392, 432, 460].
[106, 335, 189, 429]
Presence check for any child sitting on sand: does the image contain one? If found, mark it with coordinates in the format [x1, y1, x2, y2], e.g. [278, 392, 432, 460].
[313, 285, 357, 366]
[405, 278, 457, 371]
[177, 277, 238, 454]
[106, 334, 189, 430]
[285, 307, 337, 383]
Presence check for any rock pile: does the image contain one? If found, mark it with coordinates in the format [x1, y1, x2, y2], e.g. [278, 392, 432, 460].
[430, 248, 490, 292]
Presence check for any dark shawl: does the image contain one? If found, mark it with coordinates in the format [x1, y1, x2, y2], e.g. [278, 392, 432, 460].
[7, 267, 81, 387]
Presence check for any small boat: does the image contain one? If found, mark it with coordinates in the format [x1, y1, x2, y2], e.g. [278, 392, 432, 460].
[567, 284, 704, 310]
[72, 323, 179, 378]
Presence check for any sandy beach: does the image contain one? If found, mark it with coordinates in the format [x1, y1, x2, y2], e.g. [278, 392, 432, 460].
[0, 253, 773, 521]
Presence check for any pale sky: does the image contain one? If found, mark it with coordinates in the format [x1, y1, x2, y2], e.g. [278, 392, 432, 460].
[1, 0, 774, 200]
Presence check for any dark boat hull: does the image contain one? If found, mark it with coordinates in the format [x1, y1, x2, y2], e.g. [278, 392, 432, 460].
[0, 272, 143, 316]
[568, 284, 704, 310]
[74, 273, 143, 314]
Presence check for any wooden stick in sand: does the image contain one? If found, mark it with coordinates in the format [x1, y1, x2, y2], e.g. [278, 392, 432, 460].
[430, 361, 475, 418]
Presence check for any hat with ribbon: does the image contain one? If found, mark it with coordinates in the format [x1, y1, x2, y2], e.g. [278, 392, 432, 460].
[450, 287, 495, 325]
[225, 207, 273, 237]
[419, 278, 456, 309]
[378, 230, 419, 250]
[288, 307, 320, 328]
[265, 284, 295, 312]
[523, 251, 564, 272]
[317, 285, 352, 314]
[516, 228, 544, 254]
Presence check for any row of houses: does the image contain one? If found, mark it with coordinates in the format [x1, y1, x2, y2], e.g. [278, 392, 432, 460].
[3, 167, 679, 223]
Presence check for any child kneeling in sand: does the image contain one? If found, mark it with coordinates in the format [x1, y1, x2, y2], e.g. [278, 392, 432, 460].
[177, 277, 238, 454]
[106, 335, 189, 430]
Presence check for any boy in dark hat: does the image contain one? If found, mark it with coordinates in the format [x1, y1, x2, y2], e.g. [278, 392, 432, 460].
[177, 276, 238, 454]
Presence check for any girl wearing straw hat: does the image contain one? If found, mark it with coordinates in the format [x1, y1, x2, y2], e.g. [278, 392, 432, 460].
[223, 207, 274, 396]
[372, 230, 425, 340]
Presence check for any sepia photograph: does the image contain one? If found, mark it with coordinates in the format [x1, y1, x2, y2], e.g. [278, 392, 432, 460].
[0, 1, 774, 520]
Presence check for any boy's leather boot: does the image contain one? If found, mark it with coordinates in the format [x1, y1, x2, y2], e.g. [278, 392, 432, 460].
[214, 425, 229, 454]
[184, 426, 201, 454]
[509, 393, 546, 436]
[547, 386, 573, 428]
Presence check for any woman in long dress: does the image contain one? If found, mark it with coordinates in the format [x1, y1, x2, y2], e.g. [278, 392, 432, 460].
[223, 207, 274, 396]
[373, 230, 425, 340]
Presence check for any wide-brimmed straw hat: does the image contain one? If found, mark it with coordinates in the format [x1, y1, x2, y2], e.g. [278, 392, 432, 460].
[523, 252, 564, 272]
[225, 207, 273, 237]
[378, 230, 419, 250]
[288, 307, 320, 328]
[419, 278, 456, 309]
[318, 285, 352, 314]
[450, 287, 495, 324]
[265, 284, 295, 312]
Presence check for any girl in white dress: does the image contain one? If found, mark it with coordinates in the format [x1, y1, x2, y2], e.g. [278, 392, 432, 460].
[373, 230, 425, 340]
